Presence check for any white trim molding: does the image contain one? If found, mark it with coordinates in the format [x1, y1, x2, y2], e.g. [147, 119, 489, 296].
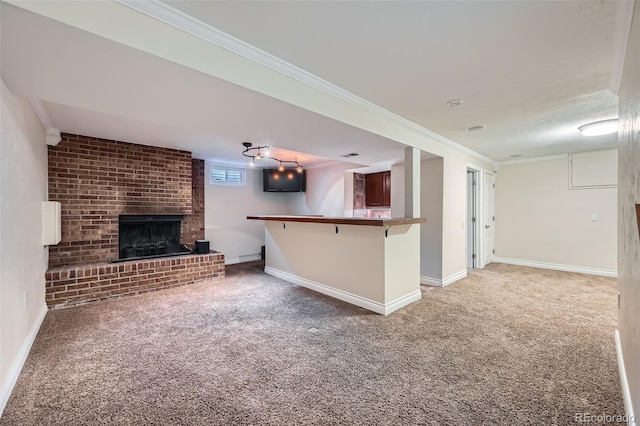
[224, 254, 262, 265]
[116, 0, 496, 168]
[615, 329, 637, 425]
[493, 257, 617, 277]
[27, 98, 61, 146]
[0, 303, 47, 416]
[265, 267, 421, 315]
[420, 270, 468, 287]
[45, 129, 61, 147]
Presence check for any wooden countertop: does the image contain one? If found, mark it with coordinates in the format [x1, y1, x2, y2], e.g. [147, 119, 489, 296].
[247, 215, 426, 227]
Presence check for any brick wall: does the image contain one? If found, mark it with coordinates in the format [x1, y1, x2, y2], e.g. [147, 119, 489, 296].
[182, 159, 205, 246]
[48, 134, 202, 267]
[45, 253, 224, 309]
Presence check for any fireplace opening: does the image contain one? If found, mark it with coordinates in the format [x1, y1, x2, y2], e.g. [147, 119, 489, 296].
[115, 214, 190, 263]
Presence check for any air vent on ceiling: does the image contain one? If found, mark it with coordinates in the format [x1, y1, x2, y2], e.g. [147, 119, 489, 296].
[342, 153, 359, 158]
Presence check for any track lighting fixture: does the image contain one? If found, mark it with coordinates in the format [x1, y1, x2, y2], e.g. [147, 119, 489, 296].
[241, 142, 303, 171]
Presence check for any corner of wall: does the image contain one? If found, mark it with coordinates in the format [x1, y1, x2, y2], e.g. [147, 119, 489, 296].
[617, 0, 640, 417]
[0, 80, 49, 416]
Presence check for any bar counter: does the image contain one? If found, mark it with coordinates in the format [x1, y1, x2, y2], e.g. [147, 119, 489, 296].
[248, 215, 426, 315]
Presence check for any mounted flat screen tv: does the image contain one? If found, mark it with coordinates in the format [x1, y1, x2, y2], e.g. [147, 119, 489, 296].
[263, 168, 306, 192]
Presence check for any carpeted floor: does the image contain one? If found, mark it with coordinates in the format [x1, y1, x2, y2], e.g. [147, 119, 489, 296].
[1, 263, 623, 425]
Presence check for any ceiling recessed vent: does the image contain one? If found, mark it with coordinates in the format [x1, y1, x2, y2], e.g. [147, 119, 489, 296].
[342, 153, 359, 158]
[509, 154, 523, 158]
[446, 99, 463, 107]
[466, 125, 486, 132]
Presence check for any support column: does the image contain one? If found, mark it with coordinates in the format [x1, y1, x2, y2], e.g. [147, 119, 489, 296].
[404, 147, 420, 218]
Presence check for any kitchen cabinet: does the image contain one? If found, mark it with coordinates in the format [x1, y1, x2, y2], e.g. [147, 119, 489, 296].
[365, 171, 391, 207]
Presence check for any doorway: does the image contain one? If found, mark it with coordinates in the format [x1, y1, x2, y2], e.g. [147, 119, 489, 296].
[483, 171, 495, 265]
[466, 168, 480, 268]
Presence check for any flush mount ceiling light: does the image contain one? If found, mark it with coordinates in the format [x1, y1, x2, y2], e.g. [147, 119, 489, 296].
[241, 142, 303, 172]
[446, 99, 463, 107]
[466, 125, 486, 132]
[578, 119, 618, 136]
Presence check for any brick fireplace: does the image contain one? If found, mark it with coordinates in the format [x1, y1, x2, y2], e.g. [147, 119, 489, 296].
[117, 214, 185, 261]
[48, 134, 201, 266]
[46, 134, 223, 308]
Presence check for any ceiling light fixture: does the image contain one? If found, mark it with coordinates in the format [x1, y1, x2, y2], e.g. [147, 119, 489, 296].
[578, 119, 618, 136]
[466, 125, 486, 132]
[446, 99, 463, 107]
[242, 142, 303, 171]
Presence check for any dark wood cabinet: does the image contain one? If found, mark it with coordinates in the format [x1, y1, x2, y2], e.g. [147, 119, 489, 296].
[365, 171, 391, 207]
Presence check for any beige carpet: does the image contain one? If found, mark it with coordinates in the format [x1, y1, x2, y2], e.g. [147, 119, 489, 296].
[1, 263, 623, 425]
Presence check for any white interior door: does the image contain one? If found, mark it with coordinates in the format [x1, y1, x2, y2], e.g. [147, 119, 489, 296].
[483, 172, 495, 265]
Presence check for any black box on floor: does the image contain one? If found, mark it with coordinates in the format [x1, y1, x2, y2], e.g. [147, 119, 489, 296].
[194, 240, 209, 254]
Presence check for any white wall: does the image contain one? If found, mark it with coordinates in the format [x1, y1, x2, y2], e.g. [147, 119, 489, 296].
[494, 153, 617, 275]
[290, 161, 359, 217]
[399, 152, 495, 284]
[205, 161, 360, 263]
[391, 158, 447, 281]
[390, 163, 405, 217]
[618, 0, 640, 416]
[204, 165, 299, 263]
[441, 153, 476, 280]
[0, 79, 48, 414]
[420, 158, 444, 280]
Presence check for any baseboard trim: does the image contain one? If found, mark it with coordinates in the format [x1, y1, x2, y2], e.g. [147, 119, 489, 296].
[615, 329, 637, 425]
[493, 257, 617, 277]
[225, 254, 262, 265]
[265, 267, 421, 315]
[0, 303, 47, 416]
[420, 270, 468, 287]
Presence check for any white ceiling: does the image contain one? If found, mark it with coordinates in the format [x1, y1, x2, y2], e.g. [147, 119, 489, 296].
[1, 0, 623, 166]
[0, 2, 411, 169]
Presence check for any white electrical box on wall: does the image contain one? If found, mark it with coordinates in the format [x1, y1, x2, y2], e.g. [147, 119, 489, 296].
[42, 201, 61, 245]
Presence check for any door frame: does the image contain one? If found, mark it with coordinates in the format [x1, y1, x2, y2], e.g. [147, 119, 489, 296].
[467, 163, 497, 269]
[465, 163, 484, 269]
[466, 168, 479, 268]
[483, 170, 496, 266]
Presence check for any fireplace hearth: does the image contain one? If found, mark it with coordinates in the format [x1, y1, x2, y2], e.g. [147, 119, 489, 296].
[116, 214, 189, 262]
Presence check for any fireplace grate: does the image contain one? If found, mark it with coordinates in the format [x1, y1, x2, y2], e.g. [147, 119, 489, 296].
[117, 214, 187, 261]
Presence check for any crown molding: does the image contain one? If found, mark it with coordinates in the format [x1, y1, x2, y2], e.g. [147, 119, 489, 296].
[28, 98, 61, 146]
[116, 0, 496, 167]
[611, 0, 636, 94]
[45, 129, 62, 146]
[28, 97, 53, 130]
